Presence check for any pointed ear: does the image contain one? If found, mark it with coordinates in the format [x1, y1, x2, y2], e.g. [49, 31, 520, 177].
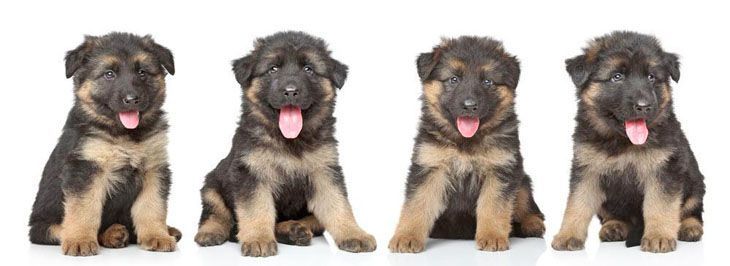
[329, 58, 348, 89]
[504, 56, 521, 88]
[565, 55, 592, 88]
[143, 35, 175, 75]
[664, 52, 680, 82]
[64, 36, 97, 78]
[416, 52, 436, 82]
[232, 55, 255, 87]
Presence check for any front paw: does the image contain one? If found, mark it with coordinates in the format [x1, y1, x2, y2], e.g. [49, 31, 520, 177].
[476, 234, 510, 251]
[640, 233, 676, 253]
[99, 224, 129, 248]
[551, 233, 585, 251]
[388, 233, 424, 253]
[62, 237, 99, 256]
[139, 235, 177, 252]
[337, 233, 376, 253]
[241, 238, 278, 257]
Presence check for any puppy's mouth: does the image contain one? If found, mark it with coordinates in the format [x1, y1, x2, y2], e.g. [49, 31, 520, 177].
[278, 105, 303, 139]
[119, 110, 140, 129]
[456, 116, 480, 138]
[624, 119, 648, 145]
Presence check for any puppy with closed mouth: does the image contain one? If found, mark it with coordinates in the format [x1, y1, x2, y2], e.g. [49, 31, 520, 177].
[193, 31, 376, 257]
[389, 36, 545, 253]
[552, 31, 705, 253]
[28, 32, 181, 256]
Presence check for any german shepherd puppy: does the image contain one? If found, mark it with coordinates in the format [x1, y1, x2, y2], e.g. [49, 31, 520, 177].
[552, 31, 705, 253]
[389, 37, 545, 253]
[193, 31, 376, 257]
[28, 33, 181, 256]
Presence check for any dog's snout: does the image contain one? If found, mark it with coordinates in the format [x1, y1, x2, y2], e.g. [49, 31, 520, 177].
[122, 94, 140, 106]
[283, 85, 299, 99]
[633, 100, 653, 114]
[463, 99, 477, 111]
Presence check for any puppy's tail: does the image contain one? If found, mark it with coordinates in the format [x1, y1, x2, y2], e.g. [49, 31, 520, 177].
[625, 216, 644, 248]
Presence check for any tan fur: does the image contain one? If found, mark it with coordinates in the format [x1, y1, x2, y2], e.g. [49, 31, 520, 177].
[475, 176, 513, 251]
[244, 79, 273, 126]
[99, 224, 129, 248]
[234, 183, 277, 257]
[132, 53, 151, 64]
[130, 167, 175, 251]
[422, 81, 452, 131]
[447, 59, 466, 71]
[641, 174, 681, 252]
[552, 166, 605, 248]
[415, 142, 516, 175]
[678, 217, 703, 241]
[681, 196, 700, 217]
[479, 85, 514, 132]
[513, 186, 545, 235]
[96, 55, 121, 67]
[580, 83, 614, 136]
[481, 61, 496, 72]
[242, 144, 338, 184]
[196, 189, 233, 238]
[60, 174, 107, 256]
[76, 81, 116, 127]
[303, 51, 328, 71]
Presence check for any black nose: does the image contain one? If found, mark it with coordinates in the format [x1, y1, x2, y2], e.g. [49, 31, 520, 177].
[122, 95, 140, 106]
[283, 86, 299, 99]
[463, 99, 477, 111]
[633, 100, 653, 114]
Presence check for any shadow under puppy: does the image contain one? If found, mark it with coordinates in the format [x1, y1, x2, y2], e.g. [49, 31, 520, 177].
[29, 32, 181, 256]
[194, 31, 375, 257]
[552, 31, 705, 253]
[389, 36, 545, 253]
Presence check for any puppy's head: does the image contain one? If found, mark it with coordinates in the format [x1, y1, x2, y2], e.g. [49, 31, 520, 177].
[232, 31, 347, 139]
[417, 36, 519, 138]
[66, 32, 175, 130]
[567, 31, 679, 145]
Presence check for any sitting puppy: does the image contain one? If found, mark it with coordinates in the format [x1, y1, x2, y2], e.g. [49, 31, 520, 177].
[389, 36, 545, 253]
[193, 31, 376, 257]
[29, 32, 181, 256]
[552, 31, 705, 253]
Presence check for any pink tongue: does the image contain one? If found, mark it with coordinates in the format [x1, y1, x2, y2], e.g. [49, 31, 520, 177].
[279, 105, 303, 139]
[118, 111, 140, 129]
[456, 116, 480, 138]
[625, 119, 648, 145]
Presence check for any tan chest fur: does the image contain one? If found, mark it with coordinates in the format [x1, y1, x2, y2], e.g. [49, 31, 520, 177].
[574, 143, 674, 184]
[241, 144, 339, 184]
[415, 142, 516, 178]
[77, 130, 168, 184]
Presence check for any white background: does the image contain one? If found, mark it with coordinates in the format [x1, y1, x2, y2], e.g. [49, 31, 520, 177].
[1, 0, 728, 265]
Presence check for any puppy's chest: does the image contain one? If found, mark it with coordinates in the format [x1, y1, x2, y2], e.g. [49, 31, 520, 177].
[241, 144, 338, 181]
[77, 131, 168, 174]
[574, 143, 673, 182]
[415, 143, 516, 178]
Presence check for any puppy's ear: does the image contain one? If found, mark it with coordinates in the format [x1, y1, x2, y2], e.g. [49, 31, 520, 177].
[65, 36, 97, 79]
[664, 52, 680, 82]
[142, 35, 175, 75]
[504, 56, 521, 88]
[232, 55, 255, 87]
[416, 51, 437, 82]
[329, 58, 348, 89]
[565, 55, 592, 88]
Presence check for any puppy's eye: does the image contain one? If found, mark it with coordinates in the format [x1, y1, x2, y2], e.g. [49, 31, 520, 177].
[303, 65, 314, 74]
[610, 73, 624, 82]
[103, 70, 116, 80]
[137, 69, 147, 78]
[648, 74, 656, 83]
[449, 76, 460, 84]
[483, 79, 493, 86]
[268, 66, 279, 74]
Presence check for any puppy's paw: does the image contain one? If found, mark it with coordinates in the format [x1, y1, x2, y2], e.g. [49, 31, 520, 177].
[520, 217, 546, 238]
[139, 235, 177, 252]
[640, 233, 677, 253]
[599, 221, 628, 242]
[275, 221, 313, 246]
[551, 233, 585, 251]
[241, 239, 278, 257]
[337, 233, 376, 253]
[476, 234, 510, 252]
[195, 231, 228, 247]
[62, 237, 99, 256]
[388, 233, 424, 253]
[168, 226, 183, 242]
[99, 224, 129, 248]
[678, 220, 703, 242]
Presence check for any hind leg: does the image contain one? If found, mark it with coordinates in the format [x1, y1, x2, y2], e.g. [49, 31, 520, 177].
[29, 223, 62, 245]
[597, 209, 630, 242]
[99, 224, 129, 248]
[194, 188, 233, 246]
[275, 215, 323, 246]
[512, 182, 545, 238]
[678, 197, 703, 242]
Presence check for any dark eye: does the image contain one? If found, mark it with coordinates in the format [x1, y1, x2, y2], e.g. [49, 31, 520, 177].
[448, 76, 459, 84]
[137, 69, 147, 78]
[483, 79, 493, 86]
[268, 66, 279, 74]
[610, 73, 624, 82]
[648, 74, 656, 83]
[103, 70, 116, 80]
[303, 65, 314, 74]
